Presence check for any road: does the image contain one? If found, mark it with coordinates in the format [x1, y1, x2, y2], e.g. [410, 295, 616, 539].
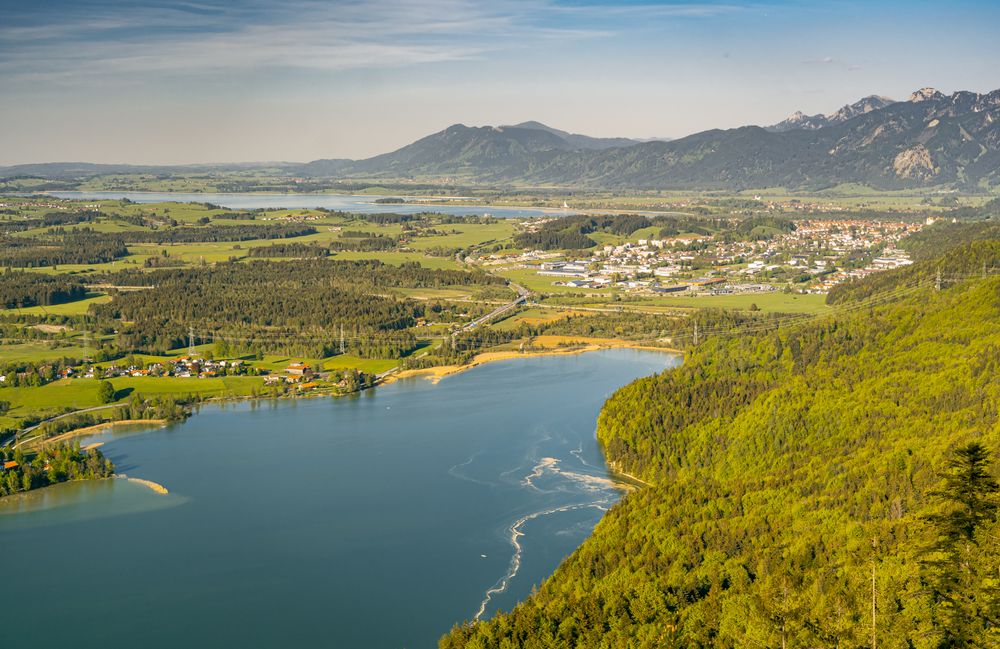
[4, 404, 122, 449]
[371, 283, 528, 383]
[462, 283, 529, 331]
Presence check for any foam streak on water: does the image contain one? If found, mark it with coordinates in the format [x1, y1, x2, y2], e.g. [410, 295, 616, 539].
[474, 453, 624, 620]
[473, 501, 609, 621]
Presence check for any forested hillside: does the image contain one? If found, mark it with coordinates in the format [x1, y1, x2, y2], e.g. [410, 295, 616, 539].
[443, 242, 1000, 647]
[93, 259, 504, 357]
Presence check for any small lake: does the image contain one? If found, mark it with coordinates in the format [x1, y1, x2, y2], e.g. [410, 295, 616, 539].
[0, 349, 677, 649]
[45, 191, 558, 218]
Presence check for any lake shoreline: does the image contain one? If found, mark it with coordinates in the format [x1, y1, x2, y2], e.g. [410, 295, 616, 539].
[22, 419, 169, 450]
[389, 338, 681, 385]
[12, 344, 679, 456]
[0, 473, 169, 508]
[607, 461, 654, 488]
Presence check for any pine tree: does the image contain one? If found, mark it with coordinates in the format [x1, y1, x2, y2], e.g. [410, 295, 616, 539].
[922, 442, 1000, 647]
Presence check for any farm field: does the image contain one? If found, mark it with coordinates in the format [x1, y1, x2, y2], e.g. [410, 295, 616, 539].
[493, 307, 595, 331]
[0, 341, 91, 363]
[620, 291, 831, 314]
[0, 294, 111, 317]
[0, 376, 266, 430]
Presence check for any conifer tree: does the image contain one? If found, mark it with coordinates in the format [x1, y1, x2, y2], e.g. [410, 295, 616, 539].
[923, 442, 1000, 647]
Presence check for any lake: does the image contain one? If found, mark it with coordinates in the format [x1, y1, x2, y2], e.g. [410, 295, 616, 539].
[0, 349, 678, 648]
[46, 191, 558, 218]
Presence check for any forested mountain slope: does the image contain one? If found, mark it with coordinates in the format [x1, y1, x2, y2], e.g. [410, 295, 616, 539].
[300, 88, 1000, 190]
[442, 242, 1000, 647]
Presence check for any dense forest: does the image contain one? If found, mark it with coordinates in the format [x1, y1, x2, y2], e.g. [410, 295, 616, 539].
[0, 271, 88, 308]
[91, 259, 504, 357]
[328, 234, 397, 251]
[514, 213, 762, 250]
[722, 215, 796, 241]
[0, 231, 128, 267]
[245, 242, 330, 258]
[443, 241, 1000, 647]
[116, 223, 317, 243]
[514, 214, 656, 250]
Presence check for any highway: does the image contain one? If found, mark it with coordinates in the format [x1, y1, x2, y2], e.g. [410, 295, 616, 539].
[462, 283, 529, 331]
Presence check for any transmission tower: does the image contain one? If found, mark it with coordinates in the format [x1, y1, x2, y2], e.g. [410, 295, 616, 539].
[188, 326, 196, 357]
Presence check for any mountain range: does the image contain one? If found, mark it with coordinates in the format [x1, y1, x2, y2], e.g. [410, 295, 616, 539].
[299, 87, 1000, 190]
[4, 87, 999, 191]
[767, 94, 897, 132]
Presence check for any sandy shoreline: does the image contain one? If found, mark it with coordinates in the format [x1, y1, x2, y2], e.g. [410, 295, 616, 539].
[389, 336, 681, 385]
[115, 474, 170, 495]
[607, 461, 654, 488]
[37, 419, 168, 448]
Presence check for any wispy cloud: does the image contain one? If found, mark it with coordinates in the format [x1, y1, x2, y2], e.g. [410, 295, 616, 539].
[801, 55, 862, 72]
[0, 0, 738, 85]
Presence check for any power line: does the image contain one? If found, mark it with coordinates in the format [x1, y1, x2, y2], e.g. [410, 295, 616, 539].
[129, 272, 973, 359]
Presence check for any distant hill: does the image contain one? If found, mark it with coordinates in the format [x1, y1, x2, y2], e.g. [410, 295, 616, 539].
[507, 121, 642, 150]
[0, 161, 296, 180]
[300, 87, 1000, 190]
[0, 162, 197, 179]
[298, 122, 642, 179]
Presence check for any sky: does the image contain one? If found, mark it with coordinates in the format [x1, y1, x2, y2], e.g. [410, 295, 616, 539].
[1, 0, 999, 165]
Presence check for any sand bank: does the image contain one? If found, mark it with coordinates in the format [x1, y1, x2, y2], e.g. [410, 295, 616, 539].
[38, 419, 168, 447]
[114, 474, 169, 495]
[391, 336, 680, 384]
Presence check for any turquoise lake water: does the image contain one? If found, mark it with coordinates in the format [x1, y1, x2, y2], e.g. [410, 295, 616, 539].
[0, 349, 678, 648]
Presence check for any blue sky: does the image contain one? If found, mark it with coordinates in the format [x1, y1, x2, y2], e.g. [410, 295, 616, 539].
[1, 0, 998, 164]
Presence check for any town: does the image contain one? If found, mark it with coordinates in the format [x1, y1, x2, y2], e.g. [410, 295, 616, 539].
[485, 217, 925, 296]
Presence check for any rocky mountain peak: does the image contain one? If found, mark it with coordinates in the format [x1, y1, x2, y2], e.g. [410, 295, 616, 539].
[829, 95, 895, 121]
[909, 87, 944, 102]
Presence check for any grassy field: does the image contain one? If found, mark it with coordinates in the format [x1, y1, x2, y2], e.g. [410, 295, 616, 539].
[0, 341, 90, 363]
[0, 293, 111, 317]
[318, 355, 399, 374]
[393, 286, 478, 300]
[331, 250, 461, 269]
[110, 375, 263, 397]
[407, 221, 515, 250]
[1, 379, 103, 419]
[631, 291, 830, 314]
[0, 375, 265, 430]
[493, 307, 595, 331]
